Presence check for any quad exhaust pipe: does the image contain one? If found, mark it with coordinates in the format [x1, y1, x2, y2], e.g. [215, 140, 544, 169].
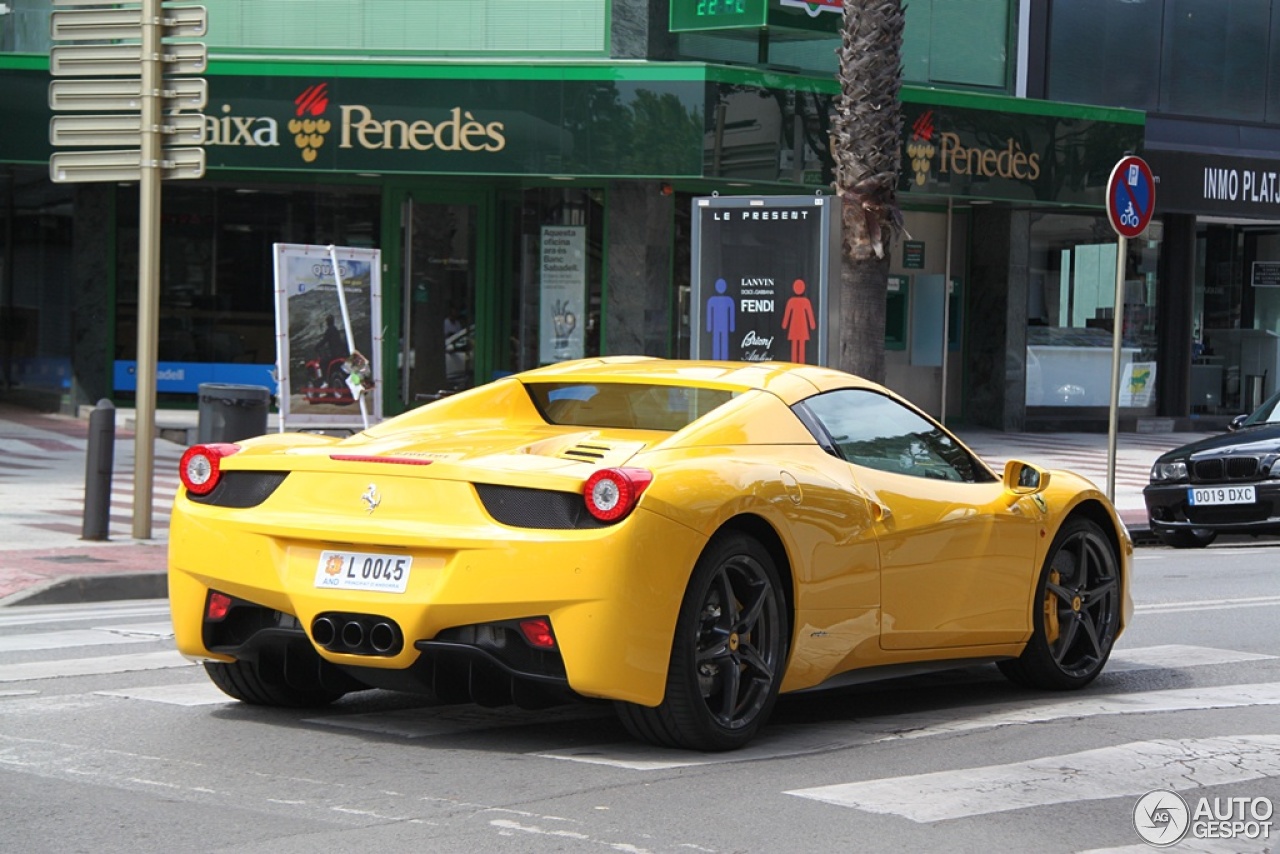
[310, 612, 403, 656]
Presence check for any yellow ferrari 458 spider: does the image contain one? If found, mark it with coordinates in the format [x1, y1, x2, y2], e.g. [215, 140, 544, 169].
[169, 357, 1132, 751]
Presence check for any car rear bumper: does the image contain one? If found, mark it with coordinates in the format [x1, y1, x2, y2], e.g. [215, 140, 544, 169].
[168, 499, 708, 707]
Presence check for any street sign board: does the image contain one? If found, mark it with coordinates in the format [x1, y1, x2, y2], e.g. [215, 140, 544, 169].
[50, 113, 206, 147]
[50, 147, 206, 183]
[49, 77, 208, 111]
[51, 42, 207, 77]
[1106, 155, 1156, 239]
[50, 5, 207, 41]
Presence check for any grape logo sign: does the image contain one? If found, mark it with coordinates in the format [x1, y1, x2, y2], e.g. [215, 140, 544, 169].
[291, 83, 331, 164]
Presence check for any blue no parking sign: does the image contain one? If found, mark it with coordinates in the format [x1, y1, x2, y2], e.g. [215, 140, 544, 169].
[1107, 155, 1156, 239]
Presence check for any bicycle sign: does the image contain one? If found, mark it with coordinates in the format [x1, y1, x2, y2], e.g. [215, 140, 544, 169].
[1107, 155, 1155, 239]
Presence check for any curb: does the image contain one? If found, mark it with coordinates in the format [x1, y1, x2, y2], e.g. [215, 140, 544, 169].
[1, 571, 168, 607]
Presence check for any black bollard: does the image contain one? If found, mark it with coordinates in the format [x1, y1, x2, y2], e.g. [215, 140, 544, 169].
[82, 398, 115, 541]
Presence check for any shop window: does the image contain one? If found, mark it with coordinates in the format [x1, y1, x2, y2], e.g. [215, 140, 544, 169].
[0, 168, 74, 398]
[504, 187, 604, 374]
[1026, 213, 1160, 409]
[113, 184, 380, 400]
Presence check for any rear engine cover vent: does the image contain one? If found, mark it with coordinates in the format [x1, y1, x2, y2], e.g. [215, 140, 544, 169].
[559, 442, 612, 462]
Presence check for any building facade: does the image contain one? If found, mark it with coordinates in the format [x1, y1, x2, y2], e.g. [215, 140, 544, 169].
[1027, 0, 1280, 429]
[2, 0, 1152, 430]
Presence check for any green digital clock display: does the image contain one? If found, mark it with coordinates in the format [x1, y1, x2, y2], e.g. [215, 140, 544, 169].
[670, 0, 768, 32]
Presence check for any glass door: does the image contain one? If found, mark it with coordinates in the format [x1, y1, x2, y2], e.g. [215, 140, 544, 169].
[401, 198, 479, 404]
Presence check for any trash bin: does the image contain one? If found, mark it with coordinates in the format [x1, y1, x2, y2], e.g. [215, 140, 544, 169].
[197, 383, 270, 444]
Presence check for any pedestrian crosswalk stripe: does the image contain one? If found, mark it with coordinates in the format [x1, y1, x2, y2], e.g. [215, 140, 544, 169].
[0, 601, 170, 628]
[97, 682, 229, 706]
[0, 650, 194, 682]
[785, 735, 1280, 822]
[0, 622, 173, 654]
[1136, 595, 1280, 614]
[535, 682, 1280, 770]
[1108, 644, 1275, 670]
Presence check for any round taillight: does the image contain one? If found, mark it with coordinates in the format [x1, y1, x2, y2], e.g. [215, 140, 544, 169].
[179, 444, 239, 496]
[583, 467, 653, 522]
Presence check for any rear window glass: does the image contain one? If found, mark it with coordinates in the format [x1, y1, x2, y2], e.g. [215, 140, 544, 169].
[526, 382, 735, 431]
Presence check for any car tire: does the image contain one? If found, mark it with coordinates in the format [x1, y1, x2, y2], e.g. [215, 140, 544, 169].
[615, 532, 788, 751]
[1158, 528, 1218, 549]
[204, 655, 348, 708]
[999, 517, 1121, 691]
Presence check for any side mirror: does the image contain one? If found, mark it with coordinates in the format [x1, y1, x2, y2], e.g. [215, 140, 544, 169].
[1003, 459, 1050, 495]
[1228, 414, 1248, 432]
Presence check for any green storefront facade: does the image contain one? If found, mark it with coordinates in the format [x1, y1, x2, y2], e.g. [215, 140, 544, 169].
[0, 53, 1144, 428]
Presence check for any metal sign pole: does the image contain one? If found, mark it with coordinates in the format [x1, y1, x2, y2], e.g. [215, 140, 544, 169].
[940, 197, 953, 424]
[328, 244, 370, 429]
[131, 0, 161, 539]
[1106, 234, 1128, 502]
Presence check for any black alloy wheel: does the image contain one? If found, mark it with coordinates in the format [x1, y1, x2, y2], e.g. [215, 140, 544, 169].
[615, 532, 788, 751]
[999, 517, 1121, 690]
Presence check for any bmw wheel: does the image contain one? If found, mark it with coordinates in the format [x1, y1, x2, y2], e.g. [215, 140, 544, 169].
[615, 532, 788, 751]
[999, 517, 1121, 690]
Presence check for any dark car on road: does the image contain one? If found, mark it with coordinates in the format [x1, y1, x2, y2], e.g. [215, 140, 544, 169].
[1145, 390, 1280, 548]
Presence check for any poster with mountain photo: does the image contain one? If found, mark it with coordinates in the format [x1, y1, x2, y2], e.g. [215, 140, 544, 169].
[273, 243, 383, 429]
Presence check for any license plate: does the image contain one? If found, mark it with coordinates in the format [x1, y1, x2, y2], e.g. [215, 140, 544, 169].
[315, 550, 412, 593]
[1187, 485, 1256, 506]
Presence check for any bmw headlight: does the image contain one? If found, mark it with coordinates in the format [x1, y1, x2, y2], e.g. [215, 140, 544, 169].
[1150, 460, 1187, 482]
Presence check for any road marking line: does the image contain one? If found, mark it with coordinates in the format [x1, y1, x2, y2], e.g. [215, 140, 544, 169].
[0, 622, 174, 653]
[536, 681, 1280, 770]
[0, 650, 194, 682]
[97, 682, 230, 706]
[1137, 595, 1280, 614]
[0, 601, 170, 628]
[785, 735, 1280, 822]
[1108, 644, 1274, 670]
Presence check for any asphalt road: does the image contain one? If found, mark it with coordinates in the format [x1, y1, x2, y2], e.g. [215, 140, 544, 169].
[1, 542, 1278, 853]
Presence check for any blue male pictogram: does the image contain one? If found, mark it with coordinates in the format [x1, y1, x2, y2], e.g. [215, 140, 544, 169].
[706, 278, 736, 360]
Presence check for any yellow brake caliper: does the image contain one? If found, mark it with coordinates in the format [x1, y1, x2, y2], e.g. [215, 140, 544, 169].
[1043, 569, 1061, 644]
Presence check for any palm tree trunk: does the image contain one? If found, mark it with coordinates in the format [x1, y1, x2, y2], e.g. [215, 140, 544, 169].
[832, 0, 905, 382]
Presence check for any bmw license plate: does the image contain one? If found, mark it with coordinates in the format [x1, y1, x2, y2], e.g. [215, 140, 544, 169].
[315, 550, 412, 593]
[1187, 485, 1256, 506]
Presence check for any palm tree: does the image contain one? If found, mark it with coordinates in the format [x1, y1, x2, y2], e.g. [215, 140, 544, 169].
[831, 0, 906, 383]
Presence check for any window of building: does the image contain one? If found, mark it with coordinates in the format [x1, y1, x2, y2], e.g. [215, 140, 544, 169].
[0, 167, 74, 399]
[677, 0, 1011, 91]
[1026, 212, 1160, 410]
[503, 187, 604, 374]
[113, 184, 380, 399]
[1047, 0, 1163, 111]
[1159, 0, 1271, 121]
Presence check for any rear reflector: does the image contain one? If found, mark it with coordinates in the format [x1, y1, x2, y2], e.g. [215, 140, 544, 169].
[206, 592, 232, 621]
[519, 618, 556, 649]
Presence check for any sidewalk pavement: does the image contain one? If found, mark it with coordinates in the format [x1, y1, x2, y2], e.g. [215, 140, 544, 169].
[0, 402, 1216, 608]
